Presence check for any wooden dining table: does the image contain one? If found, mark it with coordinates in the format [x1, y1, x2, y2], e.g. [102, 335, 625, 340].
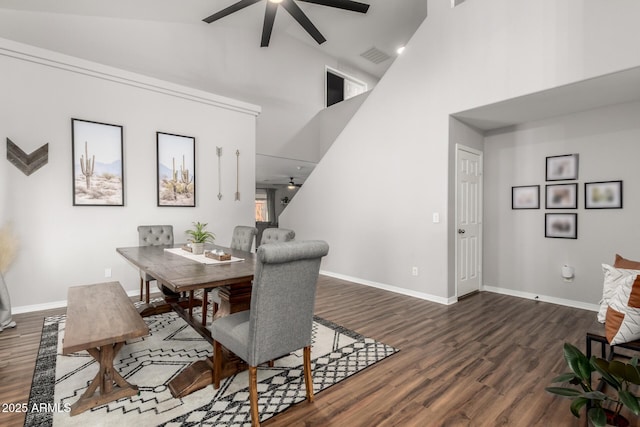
[116, 243, 256, 397]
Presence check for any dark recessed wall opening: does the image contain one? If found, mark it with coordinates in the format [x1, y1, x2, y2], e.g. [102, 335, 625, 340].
[326, 71, 345, 107]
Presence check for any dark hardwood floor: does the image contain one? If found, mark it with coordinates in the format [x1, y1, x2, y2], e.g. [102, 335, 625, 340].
[0, 275, 625, 426]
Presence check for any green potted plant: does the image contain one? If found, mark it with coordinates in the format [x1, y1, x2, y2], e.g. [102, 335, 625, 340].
[546, 342, 640, 426]
[185, 222, 215, 255]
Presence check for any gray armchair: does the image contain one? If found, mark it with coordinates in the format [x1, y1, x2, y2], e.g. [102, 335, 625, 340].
[259, 227, 295, 246]
[208, 240, 329, 427]
[137, 225, 174, 304]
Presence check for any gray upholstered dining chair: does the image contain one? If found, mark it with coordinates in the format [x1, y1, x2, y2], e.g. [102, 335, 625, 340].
[208, 240, 329, 427]
[206, 225, 258, 318]
[230, 225, 258, 252]
[137, 225, 173, 304]
[259, 227, 295, 246]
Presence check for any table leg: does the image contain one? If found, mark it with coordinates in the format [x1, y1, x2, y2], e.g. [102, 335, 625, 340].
[138, 290, 200, 319]
[214, 283, 252, 319]
[168, 281, 253, 398]
[69, 342, 138, 416]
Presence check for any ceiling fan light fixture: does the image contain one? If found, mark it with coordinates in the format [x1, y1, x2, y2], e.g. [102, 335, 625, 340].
[269, 0, 284, 3]
[288, 177, 301, 189]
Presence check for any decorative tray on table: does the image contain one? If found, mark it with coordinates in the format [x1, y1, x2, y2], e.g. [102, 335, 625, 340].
[205, 251, 231, 261]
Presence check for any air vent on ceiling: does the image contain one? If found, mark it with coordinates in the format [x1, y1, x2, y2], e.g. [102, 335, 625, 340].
[360, 47, 391, 64]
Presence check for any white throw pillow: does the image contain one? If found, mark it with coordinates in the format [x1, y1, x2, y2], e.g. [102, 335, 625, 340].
[598, 264, 640, 323]
[606, 274, 640, 345]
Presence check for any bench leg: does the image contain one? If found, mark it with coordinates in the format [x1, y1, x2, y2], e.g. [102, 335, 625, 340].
[69, 342, 139, 416]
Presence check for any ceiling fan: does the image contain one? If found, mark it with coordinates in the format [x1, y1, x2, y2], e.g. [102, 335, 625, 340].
[288, 177, 303, 188]
[203, 0, 370, 47]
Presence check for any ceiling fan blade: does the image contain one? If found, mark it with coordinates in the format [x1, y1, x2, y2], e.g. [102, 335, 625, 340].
[281, 0, 326, 44]
[261, 1, 279, 47]
[203, 0, 262, 23]
[297, 0, 370, 14]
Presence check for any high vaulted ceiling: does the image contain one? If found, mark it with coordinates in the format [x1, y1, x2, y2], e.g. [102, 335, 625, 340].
[0, 0, 428, 79]
[0, 0, 429, 189]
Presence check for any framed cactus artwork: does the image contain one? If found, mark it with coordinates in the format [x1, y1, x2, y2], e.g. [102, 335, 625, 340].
[157, 132, 196, 207]
[71, 118, 124, 206]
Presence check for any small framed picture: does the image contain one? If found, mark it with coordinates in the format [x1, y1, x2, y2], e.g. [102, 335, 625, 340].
[71, 118, 124, 206]
[157, 132, 196, 207]
[545, 213, 577, 239]
[546, 183, 578, 209]
[585, 181, 623, 209]
[512, 185, 540, 209]
[546, 154, 579, 181]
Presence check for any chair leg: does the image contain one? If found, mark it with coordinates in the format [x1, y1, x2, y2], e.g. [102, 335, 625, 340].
[303, 346, 314, 402]
[139, 277, 144, 301]
[213, 340, 222, 389]
[249, 366, 260, 427]
[145, 280, 150, 304]
[201, 290, 208, 326]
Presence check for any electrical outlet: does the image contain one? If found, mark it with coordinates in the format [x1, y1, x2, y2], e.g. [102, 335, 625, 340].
[412, 267, 419, 276]
[104, 268, 112, 278]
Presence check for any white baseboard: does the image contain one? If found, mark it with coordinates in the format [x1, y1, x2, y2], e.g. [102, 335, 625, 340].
[482, 285, 599, 312]
[320, 271, 599, 312]
[320, 270, 457, 305]
[12, 289, 142, 314]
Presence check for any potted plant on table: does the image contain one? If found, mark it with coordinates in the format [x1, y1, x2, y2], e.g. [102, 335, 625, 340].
[546, 342, 640, 426]
[185, 222, 215, 255]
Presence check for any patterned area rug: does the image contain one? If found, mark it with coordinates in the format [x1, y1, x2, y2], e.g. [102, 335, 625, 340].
[25, 306, 398, 426]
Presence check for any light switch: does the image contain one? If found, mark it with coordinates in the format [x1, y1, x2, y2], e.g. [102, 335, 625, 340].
[432, 212, 440, 223]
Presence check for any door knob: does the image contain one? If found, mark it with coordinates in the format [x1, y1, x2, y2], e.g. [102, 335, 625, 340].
[458, 229, 465, 234]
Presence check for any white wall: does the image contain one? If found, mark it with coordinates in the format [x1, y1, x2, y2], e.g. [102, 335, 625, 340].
[0, 39, 259, 310]
[281, 91, 370, 163]
[484, 101, 640, 308]
[281, 0, 640, 304]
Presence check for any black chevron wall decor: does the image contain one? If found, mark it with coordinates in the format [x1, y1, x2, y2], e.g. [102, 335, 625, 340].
[6, 138, 49, 176]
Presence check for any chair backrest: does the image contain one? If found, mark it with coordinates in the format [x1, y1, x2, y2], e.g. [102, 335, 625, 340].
[137, 225, 174, 246]
[230, 225, 258, 252]
[247, 240, 329, 366]
[260, 228, 295, 246]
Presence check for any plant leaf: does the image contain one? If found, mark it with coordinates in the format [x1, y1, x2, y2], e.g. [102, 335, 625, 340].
[609, 360, 628, 379]
[550, 372, 579, 383]
[582, 391, 608, 401]
[625, 364, 640, 385]
[588, 407, 606, 427]
[592, 358, 622, 390]
[564, 343, 592, 381]
[620, 390, 640, 415]
[545, 387, 583, 397]
[570, 397, 588, 418]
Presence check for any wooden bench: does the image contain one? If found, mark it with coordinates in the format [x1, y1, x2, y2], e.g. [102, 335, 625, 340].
[63, 282, 149, 416]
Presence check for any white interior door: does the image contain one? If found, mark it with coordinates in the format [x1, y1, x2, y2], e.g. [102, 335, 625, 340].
[456, 146, 482, 297]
